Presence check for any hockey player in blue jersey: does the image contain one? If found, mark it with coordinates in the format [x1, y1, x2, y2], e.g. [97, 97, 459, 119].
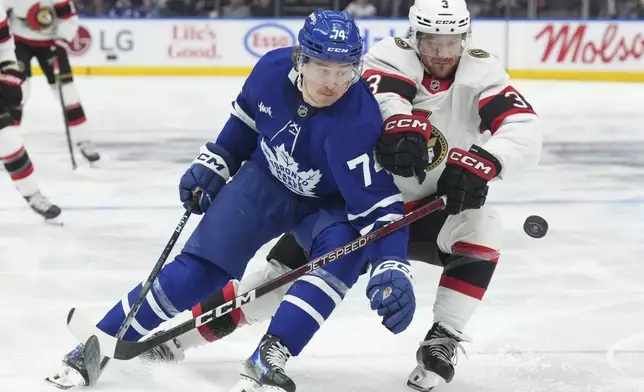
[46, 10, 416, 390]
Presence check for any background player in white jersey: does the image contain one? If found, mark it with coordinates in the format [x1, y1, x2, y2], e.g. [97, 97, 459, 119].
[131, 1, 543, 390]
[0, 2, 60, 219]
[5, 0, 99, 163]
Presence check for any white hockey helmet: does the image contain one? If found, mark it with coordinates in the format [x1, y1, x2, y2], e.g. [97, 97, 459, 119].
[408, 0, 471, 57]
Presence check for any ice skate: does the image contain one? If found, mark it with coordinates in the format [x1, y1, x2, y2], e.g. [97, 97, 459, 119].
[25, 191, 61, 221]
[77, 140, 100, 163]
[232, 334, 295, 392]
[407, 322, 471, 392]
[45, 336, 102, 389]
[139, 332, 186, 363]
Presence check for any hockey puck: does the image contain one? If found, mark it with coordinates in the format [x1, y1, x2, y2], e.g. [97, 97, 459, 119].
[523, 215, 548, 239]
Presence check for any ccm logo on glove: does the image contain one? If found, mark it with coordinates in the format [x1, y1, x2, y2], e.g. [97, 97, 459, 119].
[193, 147, 231, 178]
[0, 73, 23, 86]
[447, 148, 498, 181]
[384, 116, 430, 135]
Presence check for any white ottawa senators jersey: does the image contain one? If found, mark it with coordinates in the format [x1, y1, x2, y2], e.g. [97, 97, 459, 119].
[363, 37, 543, 203]
[5, 0, 79, 44]
[0, 1, 17, 64]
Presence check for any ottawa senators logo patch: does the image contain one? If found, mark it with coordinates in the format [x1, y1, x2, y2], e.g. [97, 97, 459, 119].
[467, 49, 491, 59]
[394, 37, 413, 50]
[412, 109, 448, 171]
[425, 126, 448, 171]
[24, 4, 54, 31]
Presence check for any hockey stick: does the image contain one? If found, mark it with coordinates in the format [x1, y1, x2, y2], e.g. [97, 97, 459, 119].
[96, 203, 196, 372]
[67, 195, 447, 360]
[50, 46, 76, 170]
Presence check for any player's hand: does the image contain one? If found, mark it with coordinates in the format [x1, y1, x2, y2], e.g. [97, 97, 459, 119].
[366, 260, 415, 334]
[0, 61, 24, 109]
[179, 143, 235, 214]
[375, 114, 431, 184]
[437, 145, 502, 215]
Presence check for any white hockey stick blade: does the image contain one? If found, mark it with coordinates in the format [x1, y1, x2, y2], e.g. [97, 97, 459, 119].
[67, 308, 118, 359]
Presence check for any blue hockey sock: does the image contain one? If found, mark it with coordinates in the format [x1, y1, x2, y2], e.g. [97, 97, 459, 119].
[96, 252, 232, 341]
[267, 270, 348, 355]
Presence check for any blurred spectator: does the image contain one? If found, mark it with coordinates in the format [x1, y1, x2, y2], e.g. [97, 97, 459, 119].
[107, 0, 140, 17]
[77, 0, 644, 19]
[138, 0, 161, 17]
[251, 0, 274, 16]
[78, 0, 107, 16]
[161, 0, 196, 16]
[223, 0, 252, 17]
[376, 0, 413, 17]
[345, 0, 377, 17]
[75, 1, 95, 16]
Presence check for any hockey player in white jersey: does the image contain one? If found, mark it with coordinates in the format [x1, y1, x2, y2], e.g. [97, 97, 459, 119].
[0, 2, 60, 219]
[5, 0, 100, 163]
[360, 0, 541, 389]
[134, 0, 542, 390]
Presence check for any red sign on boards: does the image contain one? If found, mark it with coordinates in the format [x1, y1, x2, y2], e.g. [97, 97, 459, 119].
[536, 23, 644, 64]
[67, 25, 92, 56]
[168, 24, 218, 59]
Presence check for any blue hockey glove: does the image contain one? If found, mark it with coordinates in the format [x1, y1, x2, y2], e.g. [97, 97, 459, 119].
[366, 260, 415, 334]
[179, 143, 237, 214]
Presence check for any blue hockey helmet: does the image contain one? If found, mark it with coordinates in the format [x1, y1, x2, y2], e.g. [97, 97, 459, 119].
[298, 10, 364, 65]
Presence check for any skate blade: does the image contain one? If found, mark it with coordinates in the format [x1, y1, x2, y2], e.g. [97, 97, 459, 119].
[230, 375, 263, 392]
[406, 379, 436, 392]
[44, 366, 86, 389]
[45, 217, 64, 226]
[44, 335, 103, 389]
[406, 365, 442, 392]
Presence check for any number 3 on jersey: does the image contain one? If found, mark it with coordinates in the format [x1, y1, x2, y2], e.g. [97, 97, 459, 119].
[366, 74, 382, 94]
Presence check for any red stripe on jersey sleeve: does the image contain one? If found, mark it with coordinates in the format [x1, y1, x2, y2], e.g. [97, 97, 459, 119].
[479, 86, 536, 134]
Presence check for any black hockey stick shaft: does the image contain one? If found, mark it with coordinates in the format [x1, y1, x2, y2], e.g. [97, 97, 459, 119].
[99, 205, 195, 369]
[110, 195, 447, 360]
[50, 46, 76, 170]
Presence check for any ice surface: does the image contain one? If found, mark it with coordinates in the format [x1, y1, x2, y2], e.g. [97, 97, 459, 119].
[1, 77, 644, 392]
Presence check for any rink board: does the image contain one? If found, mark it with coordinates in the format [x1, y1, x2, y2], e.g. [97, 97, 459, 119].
[29, 18, 643, 82]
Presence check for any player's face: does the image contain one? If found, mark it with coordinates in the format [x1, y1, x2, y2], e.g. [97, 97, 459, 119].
[416, 33, 464, 79]
[301, 59, 357, 107]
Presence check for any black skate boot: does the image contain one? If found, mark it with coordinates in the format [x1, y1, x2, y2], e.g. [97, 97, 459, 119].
[25, 191, 61, 220]
[45, 336, 102, 389]
[77, 140, 100, 163]
[407, 322, 471, 392]
[233, 334, 296, 392]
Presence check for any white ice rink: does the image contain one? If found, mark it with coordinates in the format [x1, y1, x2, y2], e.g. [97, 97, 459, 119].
[1, 77, 644, 392]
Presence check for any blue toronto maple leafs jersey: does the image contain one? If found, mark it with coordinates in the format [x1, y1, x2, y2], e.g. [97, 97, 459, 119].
[213, 47, 408, 264]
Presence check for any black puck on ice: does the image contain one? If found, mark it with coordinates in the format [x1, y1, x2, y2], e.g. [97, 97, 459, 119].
[523, 215, 548, 239]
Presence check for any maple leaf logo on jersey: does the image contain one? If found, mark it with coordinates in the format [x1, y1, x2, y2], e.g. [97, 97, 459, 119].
[260, 139, 322, 197]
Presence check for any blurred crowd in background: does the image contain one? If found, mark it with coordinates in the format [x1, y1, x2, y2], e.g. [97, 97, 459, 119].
[76, 0, 644, 19]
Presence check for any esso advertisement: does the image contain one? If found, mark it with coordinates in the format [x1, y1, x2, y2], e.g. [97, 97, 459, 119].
[168, 23, 218, 59]
[509, 21, 644, 71]
[244, 22, 296, 58]
[242, 20, 410, 58]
